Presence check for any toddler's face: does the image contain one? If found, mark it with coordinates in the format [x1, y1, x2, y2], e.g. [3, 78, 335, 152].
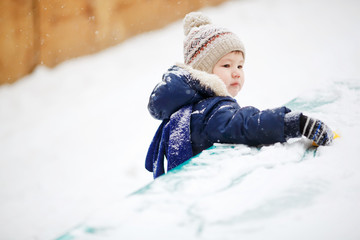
[212, 51, 244, 97]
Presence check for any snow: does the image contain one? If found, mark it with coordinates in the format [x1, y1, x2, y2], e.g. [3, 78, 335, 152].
[1, 0, 360, 239]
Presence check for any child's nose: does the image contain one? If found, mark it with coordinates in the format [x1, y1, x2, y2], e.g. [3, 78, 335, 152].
[232, 70, 240, 78]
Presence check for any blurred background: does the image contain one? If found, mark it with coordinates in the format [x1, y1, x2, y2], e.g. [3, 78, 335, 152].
[0, 0, 225, 85]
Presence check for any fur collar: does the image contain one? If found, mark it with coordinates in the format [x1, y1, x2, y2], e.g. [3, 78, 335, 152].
[175, 63, 231, 97]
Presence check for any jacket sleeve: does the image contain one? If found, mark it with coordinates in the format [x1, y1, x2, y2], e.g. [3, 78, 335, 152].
[203, 98, 295, 146]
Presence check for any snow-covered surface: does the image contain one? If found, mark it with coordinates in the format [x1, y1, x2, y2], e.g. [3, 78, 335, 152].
[56, 76, 360, 240]
[0, 0, 359, 239]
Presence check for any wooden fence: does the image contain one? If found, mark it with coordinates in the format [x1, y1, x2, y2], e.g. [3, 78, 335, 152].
[0, 0, 226, 85]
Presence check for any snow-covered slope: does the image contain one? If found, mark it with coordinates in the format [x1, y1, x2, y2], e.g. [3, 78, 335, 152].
[1, 0, 360, 239]
[57, 79, 360, 240]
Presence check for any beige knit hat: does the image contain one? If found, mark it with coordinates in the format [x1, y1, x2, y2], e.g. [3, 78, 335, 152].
[183, 12, 245, 73]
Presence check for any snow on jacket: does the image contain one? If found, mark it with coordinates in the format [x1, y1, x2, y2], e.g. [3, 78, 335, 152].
[146, 63, 301, 177]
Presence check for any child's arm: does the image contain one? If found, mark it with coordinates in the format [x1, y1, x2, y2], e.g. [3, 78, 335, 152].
[204, 103, 291, 146]
[199, 98, 332, 146]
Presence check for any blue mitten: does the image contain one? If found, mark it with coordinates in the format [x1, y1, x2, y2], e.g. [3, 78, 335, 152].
[300, 114, 333, 146]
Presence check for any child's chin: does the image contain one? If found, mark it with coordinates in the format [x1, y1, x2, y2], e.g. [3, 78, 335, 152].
[230, 91, 239, 97]
[229, 88, 241, 97]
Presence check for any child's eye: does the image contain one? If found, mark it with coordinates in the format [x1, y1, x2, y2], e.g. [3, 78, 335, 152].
[222, 64, 230, 68]
[238, 65, 243, 69]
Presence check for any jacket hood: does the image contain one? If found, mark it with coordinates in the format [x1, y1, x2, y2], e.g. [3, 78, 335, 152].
[148, 63, 231, 120]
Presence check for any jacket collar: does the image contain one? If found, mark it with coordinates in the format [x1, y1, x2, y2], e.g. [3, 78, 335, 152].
[175, 63, 231, 97]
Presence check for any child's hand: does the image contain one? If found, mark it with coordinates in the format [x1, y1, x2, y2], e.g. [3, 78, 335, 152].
[300, 114, 333, 146]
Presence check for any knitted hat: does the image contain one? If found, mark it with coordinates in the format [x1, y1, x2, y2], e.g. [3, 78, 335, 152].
[183, 12, 245, 73]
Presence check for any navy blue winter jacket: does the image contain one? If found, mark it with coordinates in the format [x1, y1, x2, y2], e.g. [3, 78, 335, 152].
[148, 64, 301, 157]
[148, 64, 301, 155]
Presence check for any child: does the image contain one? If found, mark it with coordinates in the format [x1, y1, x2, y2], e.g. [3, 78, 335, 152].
[146, 12, 333, 179]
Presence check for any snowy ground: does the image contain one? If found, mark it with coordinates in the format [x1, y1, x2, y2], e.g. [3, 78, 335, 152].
[1, 0, 360, 239]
